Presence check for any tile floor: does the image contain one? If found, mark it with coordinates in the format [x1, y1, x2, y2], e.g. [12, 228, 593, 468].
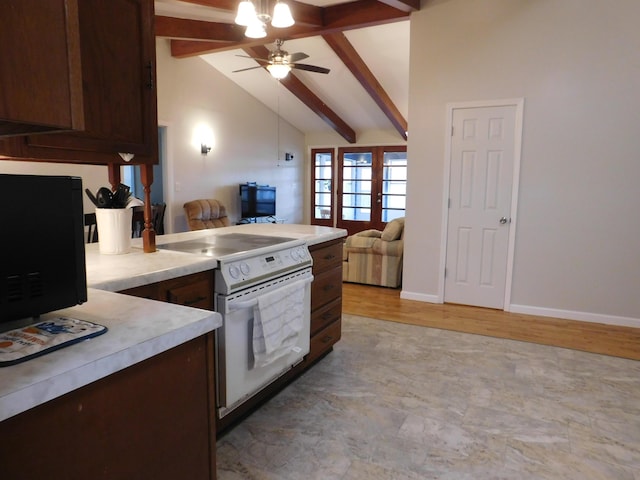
[216, 314, 640, 479]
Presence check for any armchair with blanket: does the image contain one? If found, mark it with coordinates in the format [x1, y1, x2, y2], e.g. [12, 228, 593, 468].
[342, 217, 404, 288]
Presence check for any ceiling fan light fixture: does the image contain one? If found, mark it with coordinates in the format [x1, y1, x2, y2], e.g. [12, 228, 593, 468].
[267, 63, 291, 79]
[234, 0, 256, 26]
[271, 1, 294, 28]
[245, 18, 267, 39]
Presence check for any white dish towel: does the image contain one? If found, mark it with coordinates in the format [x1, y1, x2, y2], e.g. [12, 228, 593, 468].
[252, 278, 308, 369]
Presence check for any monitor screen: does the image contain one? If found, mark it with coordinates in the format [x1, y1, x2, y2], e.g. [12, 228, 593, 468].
[240, 183, 276, 218]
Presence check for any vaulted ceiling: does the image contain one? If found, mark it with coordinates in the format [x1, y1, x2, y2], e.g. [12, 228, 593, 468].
[154, 0, 416, 143]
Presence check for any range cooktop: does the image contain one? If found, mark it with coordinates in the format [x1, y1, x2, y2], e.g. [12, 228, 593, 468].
[157, 232, 299, 258]
[158, 232, 312, 294]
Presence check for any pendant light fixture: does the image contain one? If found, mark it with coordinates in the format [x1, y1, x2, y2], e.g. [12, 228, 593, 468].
[235, 0, 294, 38]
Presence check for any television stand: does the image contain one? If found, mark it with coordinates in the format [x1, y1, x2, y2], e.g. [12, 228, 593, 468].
[237, 216, 280, 224]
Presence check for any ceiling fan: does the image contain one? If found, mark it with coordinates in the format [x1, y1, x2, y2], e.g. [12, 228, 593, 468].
[233, 39, 330, 79]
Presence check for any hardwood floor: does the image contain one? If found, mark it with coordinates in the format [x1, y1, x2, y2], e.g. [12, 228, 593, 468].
[342, 282, 640, 361]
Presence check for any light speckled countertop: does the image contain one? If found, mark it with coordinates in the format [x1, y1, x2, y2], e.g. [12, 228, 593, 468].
[88, 223, 347, 292]
[0, 224, 345, 422]
[0, 289, 221, 422]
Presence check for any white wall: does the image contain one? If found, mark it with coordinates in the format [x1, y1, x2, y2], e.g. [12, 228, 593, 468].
[404, 0, 640, 324]
[0, 161, 111, 214]
[156, 39, 306, 233]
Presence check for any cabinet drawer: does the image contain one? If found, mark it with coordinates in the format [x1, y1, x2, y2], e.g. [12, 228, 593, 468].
[311, 266, 342, 312]
[311, 297, 342, 337]
[310, 240, 342, 275]
[119, 270, 214, 311]
[307, 318, 341, 365]
[164, 280, 213, 310]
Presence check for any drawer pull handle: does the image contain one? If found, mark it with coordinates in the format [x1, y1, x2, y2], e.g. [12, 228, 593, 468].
[322, 335, 333, 343]
[323, 254, 336, 260]
[323, 284, 335, 292]
[184, 296, 207, 305]
[321, 312, 333, 320]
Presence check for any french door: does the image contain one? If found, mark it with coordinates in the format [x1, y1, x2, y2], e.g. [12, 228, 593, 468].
[310, 148, 334, 227]
[337, 146, 406, 236]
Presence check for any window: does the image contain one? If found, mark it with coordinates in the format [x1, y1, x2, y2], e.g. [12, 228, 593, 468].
[310, 148, 334, 226]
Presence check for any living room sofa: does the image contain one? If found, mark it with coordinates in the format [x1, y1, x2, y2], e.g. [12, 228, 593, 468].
[342, 217, 404, 288]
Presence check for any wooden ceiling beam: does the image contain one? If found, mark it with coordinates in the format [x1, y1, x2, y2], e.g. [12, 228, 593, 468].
[243, 45, 357, 143]
[156, 16, 244, 42]
[175, 0, 238, 10]
[175, 0, 324, 26]
[322, 0, 410, 31]
[161, 0, 411, 57]
[323, 32, 407, 140]
[169, 24, 323, 57]
[375, 0, 420, 13]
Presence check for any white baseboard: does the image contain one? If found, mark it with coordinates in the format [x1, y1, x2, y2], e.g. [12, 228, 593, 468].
[509, 304, 640, 329]
[396, 291, 640, 329]
[400, 290, 440, 303]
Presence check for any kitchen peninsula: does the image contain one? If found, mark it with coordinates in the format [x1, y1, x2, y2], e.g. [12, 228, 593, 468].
[0, 223, 345, 480]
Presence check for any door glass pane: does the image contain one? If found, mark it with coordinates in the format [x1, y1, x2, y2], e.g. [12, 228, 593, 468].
[382, 151, 407, 222]
[342, 206, 371, 221]
[313, 151, 333, 220]
[342, 152, 372, 221]
[383, 209, 405, 222]
[315, 192, 331, 206]
[315, 165, 332, 178]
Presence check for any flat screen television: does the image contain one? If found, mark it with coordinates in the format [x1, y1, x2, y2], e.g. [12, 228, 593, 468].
[0, 174, 87, 325]
[239, 183, 276, 219]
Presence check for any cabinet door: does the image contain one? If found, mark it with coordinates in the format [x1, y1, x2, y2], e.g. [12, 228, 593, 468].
[307, 318, 341, 365]
[311, 266, 342, 312]
[310, 240, 342, 276]
[0, 0, 84, 137]
[0, 336, 216, 480]
[4, 0, 158, 164]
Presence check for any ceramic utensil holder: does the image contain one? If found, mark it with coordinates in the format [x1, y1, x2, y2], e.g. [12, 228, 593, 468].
[95, 208, 132, 254]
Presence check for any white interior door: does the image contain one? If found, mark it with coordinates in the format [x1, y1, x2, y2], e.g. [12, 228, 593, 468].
[444, 105, 517, 309]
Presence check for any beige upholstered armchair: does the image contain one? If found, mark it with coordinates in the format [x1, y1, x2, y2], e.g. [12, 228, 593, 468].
[342, 217, 404, 288]
[183, 199, 230, 230]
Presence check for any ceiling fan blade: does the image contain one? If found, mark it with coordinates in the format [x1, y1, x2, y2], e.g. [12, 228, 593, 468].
[287, 52, 309, 63]
[232, 65, 266, 73]
[292, 63, 330, 74]
[235, 54, 270, 63]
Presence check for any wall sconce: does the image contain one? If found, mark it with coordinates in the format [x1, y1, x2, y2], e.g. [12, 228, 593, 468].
[201, 143, 212, 155]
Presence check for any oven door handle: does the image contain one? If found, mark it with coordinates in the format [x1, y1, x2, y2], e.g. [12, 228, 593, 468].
[227, 275, 313, 313]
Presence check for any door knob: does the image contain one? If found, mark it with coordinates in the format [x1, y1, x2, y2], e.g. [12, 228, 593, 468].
[499, 216, 509, 224]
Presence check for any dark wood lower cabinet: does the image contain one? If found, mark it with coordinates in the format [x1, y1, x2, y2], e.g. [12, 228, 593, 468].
[0, 334, 217, 480]
[119, 270, 214, 310]
[117, 240, 344, 439]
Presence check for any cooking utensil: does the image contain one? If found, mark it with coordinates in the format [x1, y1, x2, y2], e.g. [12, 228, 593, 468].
[85, 188, 100, 208]
[96, 187, 114, 208]
[113, 183, 130, 207]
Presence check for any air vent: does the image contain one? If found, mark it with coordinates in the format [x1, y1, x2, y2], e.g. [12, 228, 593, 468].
[6, 274, 23, 303]
[3, 272, 44, 303]
[27, 272, 44, 298]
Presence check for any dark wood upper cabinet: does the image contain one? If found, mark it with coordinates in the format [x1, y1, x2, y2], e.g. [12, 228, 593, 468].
[0, 0, 158, 165]
[0, 0, 84, 137]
